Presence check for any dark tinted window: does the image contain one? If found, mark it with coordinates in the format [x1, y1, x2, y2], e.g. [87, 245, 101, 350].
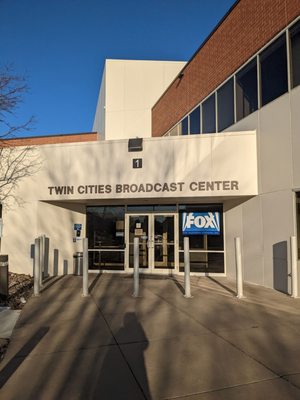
[126, 204, 177, 212]
[202, 94, 216, 133]
[181, 116, 189, 135]
[127, 205, 154, 212]
[260, 34, 288, 106]
[217, 78, 234, 131]
[290, 20, 300, 88]
[86, 206, 126, 271]
[86, 206, 125, 249]
[189, 106, 201, 134]
[236, 58, 258, 121]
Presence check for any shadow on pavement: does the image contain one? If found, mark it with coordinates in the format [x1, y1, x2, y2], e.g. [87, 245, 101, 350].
[40, 276, 65, 293]
[208, 276, 236, 296]
[87, 312, 151, 399]
[89, 272, 102, 293]
[0, 326, 49, 389]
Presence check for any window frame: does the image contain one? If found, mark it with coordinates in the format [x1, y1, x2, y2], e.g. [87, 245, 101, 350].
[163, 16, 300, 138]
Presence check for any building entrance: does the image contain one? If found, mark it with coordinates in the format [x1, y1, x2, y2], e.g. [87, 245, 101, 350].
[125, 213, 179, 272]
[86, 204, 224, 274]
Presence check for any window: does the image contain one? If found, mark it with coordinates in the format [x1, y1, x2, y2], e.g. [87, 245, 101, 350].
[127, 204, 176, 212]
[290, 20, 300, 89]
[180, 116, 189, 135]
[260, 34, 288, 106]
[167, 22, 298, 135]
[202, 93, 216, 133]
[217, 78, 234, 131]
[189, 106, 201, 134]
[178, 204, 224, 273]
[86, 206, 125, 270]
[236, 58, 258, 121]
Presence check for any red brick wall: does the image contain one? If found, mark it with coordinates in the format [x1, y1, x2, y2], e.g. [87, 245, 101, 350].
[1, 132, 98, 147]
[152, 0, 300, 137]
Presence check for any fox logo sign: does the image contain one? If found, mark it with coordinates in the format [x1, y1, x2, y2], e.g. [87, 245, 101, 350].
[182, 212, 220, 235]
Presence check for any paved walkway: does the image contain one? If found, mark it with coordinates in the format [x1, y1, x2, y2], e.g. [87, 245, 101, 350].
[1, 274, 300, 399]
[0, 308, 20, 339]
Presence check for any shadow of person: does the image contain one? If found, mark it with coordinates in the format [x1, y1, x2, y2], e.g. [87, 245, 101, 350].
[117, 312, 152, 399]
[85, 312, 151, 399]
[82, 312, 152, 400]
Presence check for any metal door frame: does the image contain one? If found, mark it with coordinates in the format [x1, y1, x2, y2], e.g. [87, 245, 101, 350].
[125, 212, 178, 274]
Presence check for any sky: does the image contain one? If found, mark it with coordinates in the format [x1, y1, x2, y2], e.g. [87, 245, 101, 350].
[0, 0, 236, 137]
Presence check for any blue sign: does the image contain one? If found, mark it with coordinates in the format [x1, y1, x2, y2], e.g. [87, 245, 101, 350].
[182, 212, 220, 235]
[74, 223, 82, 231]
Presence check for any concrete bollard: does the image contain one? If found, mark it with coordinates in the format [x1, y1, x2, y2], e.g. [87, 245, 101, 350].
[290, 236, 299, 298]
[235, 237, 244, 298]
[43, 235, 49, 279]
[184, 236, 192, 298]
[34, 237, 41, 296]
[39, 234, 45, 286]
[133, 237, 140, 297]
[82, 238, 89, 297]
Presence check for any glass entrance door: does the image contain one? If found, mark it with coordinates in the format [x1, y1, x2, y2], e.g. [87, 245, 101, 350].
[154, 215, 175, 269]
[128, 215, 149, 269]
[125, 213, 178, 272]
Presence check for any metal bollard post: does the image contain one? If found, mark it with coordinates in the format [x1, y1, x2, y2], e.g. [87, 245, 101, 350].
[34, 237, 41, 296]
[290, 236, 299, 298]
[235, 237, 244, 298]
[133, 237, 140, 297]
[184, 236, 192, 298]
[82, 238, 89, 297]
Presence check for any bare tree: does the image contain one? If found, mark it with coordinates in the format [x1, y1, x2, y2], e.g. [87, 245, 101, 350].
[0, 66, 41, 207]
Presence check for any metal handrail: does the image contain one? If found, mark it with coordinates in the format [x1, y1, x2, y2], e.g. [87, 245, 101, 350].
[178, 249, 224, 253]
[88, 248, 125, 252]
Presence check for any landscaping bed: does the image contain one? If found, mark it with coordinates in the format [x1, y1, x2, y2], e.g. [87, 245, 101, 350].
[3, 272, 34, 310]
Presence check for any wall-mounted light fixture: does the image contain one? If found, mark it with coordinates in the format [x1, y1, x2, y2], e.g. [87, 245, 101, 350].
[128, 138, 143, 152]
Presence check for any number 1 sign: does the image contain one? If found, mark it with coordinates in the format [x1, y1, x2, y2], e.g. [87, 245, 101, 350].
[133, 158, 142, 169]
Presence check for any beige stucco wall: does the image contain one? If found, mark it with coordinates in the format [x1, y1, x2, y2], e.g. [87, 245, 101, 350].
[1, 132, 257, 275]
[37, 131, 257, 201]
[224, 85, 300, 293]
[92, 59, 186, 140]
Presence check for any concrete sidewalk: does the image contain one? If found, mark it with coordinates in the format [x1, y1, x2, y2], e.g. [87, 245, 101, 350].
[1, 274, 300, 399]
[0, 308, 21, 340]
